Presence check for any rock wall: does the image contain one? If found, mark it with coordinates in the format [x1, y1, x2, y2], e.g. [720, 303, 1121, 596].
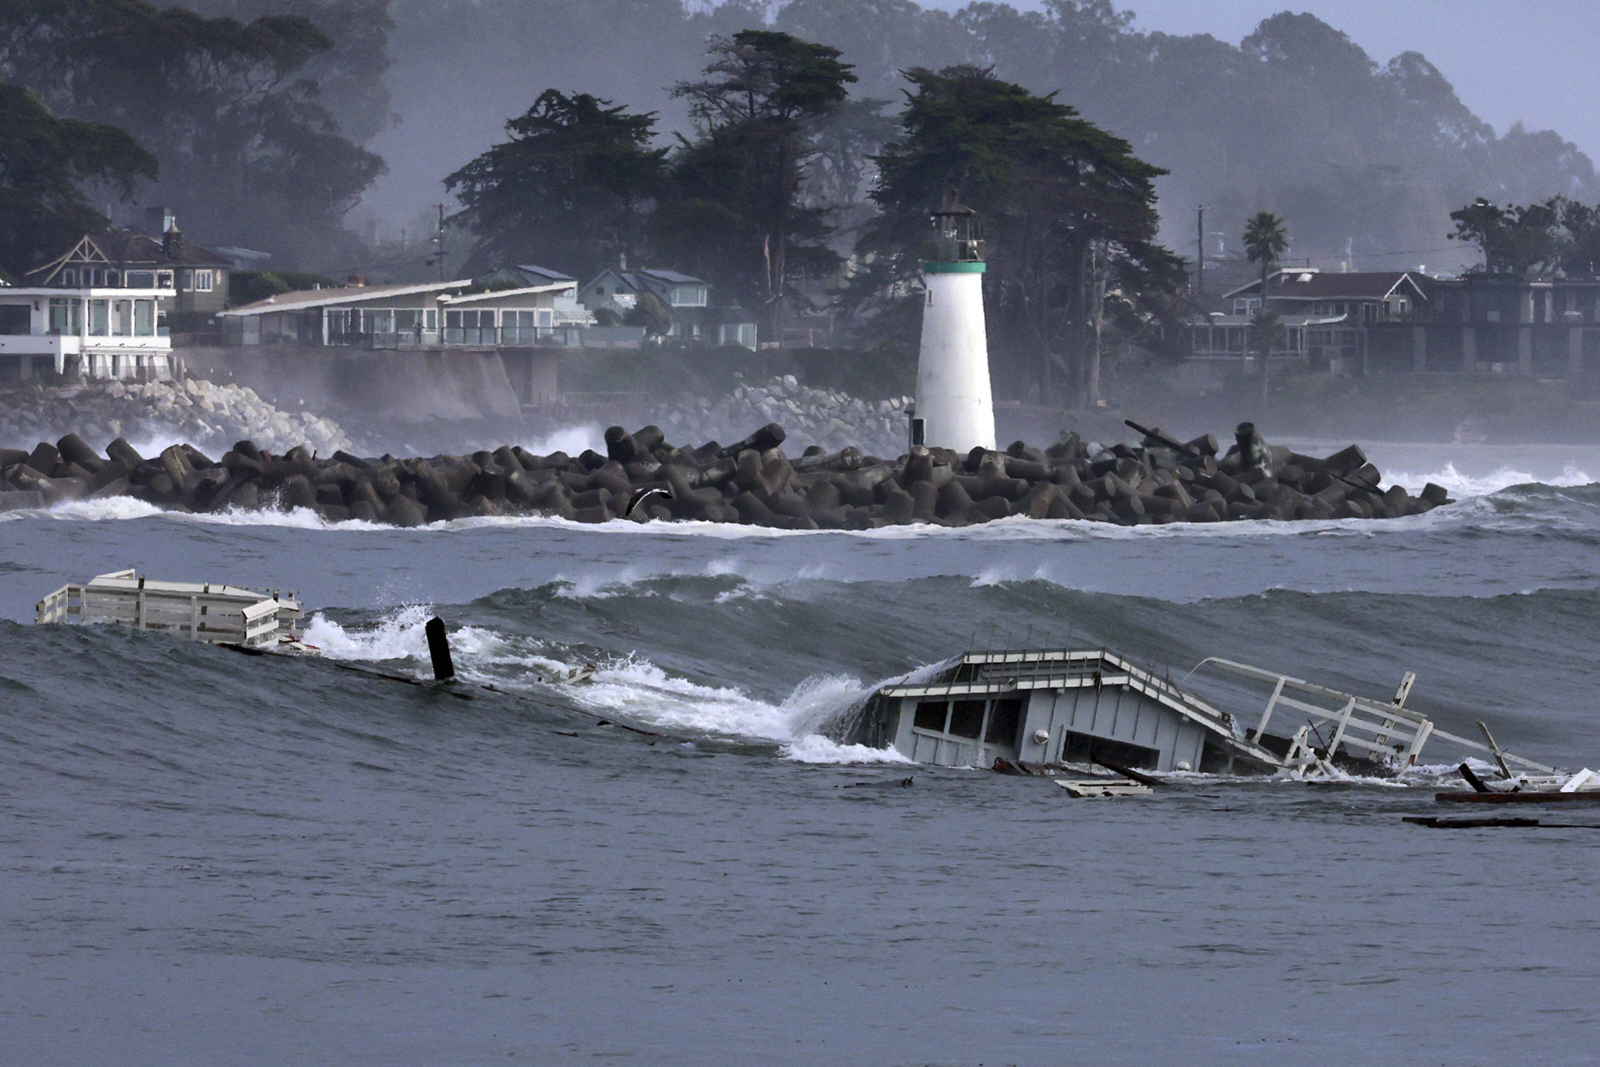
[0, 419, 1452, 528]
[648, 376, 912, 457]
[0, 379, 352, 457]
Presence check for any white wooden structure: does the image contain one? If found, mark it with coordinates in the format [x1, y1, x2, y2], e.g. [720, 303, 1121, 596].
[36, 568, 304, 649]
[1192, 658, 1558, 777]
[852, 647, 1556, 778]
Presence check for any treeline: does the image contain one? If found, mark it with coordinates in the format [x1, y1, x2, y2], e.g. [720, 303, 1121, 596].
[0, 0, 383, 266]
[377, 0, 1600, 268]
[8, 0, 1598, 273]
[444, 45, 1178, 404]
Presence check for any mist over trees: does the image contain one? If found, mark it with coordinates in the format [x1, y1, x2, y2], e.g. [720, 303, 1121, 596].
[0, 84, 159, 281]
[0, 0, 384, 265]
[854, 65, 1181, 404]
[11, 0, 1600, 316]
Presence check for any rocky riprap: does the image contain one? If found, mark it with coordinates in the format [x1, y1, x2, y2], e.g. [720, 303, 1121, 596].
[0, 379, 353, 458]
[0, 420, 1451, 528]
[654, 376, 911, 458]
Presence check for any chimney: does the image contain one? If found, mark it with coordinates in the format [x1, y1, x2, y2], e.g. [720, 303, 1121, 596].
[144, 205, 175, 236]
[162, 221, 181, 260]
[617, 252, 627, 272]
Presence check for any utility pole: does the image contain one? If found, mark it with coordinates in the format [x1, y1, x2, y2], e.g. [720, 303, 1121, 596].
[432, 203, 446, 282]
[1195, 205, 1206, 297]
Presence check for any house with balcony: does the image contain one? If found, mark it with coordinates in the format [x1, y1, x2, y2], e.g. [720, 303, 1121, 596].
[579, 267, 757, 348]
[1216, 269, 1433, 376]
[216, 272, 617, 406]
[0, 279, 174, 382]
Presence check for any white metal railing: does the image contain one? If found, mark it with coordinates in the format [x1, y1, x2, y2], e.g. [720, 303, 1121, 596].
[36, 568, 302, 648]
[1192, 657, 1556, 775]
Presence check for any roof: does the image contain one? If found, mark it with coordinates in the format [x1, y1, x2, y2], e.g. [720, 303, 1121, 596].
[1224, 269, 1428, 303]
[442, 282, 577, 305]
[220, 279, 474, 316]
[27, 231, 232, 283]
[632, 269, 705, 286]
[513, 264, 575, 283]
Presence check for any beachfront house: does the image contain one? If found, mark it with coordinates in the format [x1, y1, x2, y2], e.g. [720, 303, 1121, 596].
[579, 267, 757, 348]
[0, 277, 174, 382]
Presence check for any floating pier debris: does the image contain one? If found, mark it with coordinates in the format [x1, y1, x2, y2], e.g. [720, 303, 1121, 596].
[36, 567, 308, 650]
[850, 647, 1556, 781]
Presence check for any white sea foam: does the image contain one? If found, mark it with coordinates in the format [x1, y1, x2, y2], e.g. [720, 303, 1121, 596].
[520, 424, 604, 457]
[1383, 461, 1595, 498]
[779, 735, 915, 764]
[305, 604, 895, 760]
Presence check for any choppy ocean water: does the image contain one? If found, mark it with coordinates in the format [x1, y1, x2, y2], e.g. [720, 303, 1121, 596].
[3, 440, 1600, 1066]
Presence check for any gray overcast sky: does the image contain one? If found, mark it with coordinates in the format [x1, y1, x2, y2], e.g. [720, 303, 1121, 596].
[923, 0, 1599, 167]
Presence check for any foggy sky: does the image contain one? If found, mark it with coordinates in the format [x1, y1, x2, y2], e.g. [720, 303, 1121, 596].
[937, 0, 1600, 169]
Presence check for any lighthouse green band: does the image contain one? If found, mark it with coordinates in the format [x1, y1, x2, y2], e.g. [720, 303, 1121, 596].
[921, 261, 986, 273]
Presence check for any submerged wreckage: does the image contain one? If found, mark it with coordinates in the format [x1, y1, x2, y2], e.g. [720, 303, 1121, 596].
[849, 647, 1582, 791]
[33, 568, 1598, 801]
[36, 567, 310, 651]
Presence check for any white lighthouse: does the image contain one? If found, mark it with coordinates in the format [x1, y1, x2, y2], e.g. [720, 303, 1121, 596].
[912, 194, 995, 454]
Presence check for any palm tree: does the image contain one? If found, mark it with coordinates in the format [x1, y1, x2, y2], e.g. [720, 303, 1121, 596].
[1243, 211, 1289, 408]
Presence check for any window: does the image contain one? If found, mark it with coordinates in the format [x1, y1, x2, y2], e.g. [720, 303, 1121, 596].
[1059, 730, 1160, 771]
[193, 269, 214, 292]
[105, 270, 119, 287]
[948, 699, 985, 739]
[88, 299, 108, 336]
[126, 271, 156, 289]
[111, 299, 132, 336]
[0, 304, 29, 335]
[179, 270, 193, 289]
[61, 269, 76, 287]
[48, 297, 81, 334]
[157, 271, 174, 289]
[134, 300, 154, 337]
[984, 699, 1022, 745]
[913, 701, 947, 732]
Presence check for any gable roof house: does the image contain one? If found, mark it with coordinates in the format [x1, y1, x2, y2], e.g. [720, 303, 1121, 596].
[26, 217, 233, 319]
[579, 268, 757, 349]
[1184, 269, 1432, 387]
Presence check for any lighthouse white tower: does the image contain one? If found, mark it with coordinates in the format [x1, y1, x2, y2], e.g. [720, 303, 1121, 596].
[912, 194, 995, 453]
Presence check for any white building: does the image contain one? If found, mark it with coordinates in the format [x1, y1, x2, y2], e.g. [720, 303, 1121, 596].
[0, 282, 174, 382]
[913, 197, 996, 453]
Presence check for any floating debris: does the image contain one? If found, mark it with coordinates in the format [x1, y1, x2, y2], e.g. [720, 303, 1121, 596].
[36, 567, 309, 651]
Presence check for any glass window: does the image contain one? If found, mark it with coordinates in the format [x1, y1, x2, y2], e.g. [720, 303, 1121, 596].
[913, 701, 947, 732]
[126, 271, 155, 289]
[179, 270, 193, 289]
[134, 300, 154, 336]
[105, 270, 119, 287]
[48, 298, 71, 334]
[984, 699, 1023, 745]
[61, 268, 76, 287]
[193, 270, 214, 292]
[157, 271, 173, 289]
[0, 304, 29, 335]
[111, 299, 132, 336]
[949, 699, 986, 739]
[88, 299, 108, 336]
